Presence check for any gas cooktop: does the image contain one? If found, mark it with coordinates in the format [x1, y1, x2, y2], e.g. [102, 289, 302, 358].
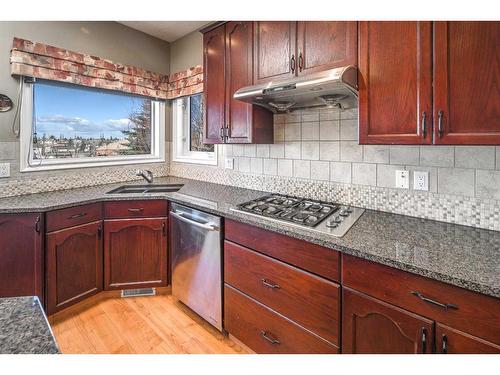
[231, 194, 364, 237]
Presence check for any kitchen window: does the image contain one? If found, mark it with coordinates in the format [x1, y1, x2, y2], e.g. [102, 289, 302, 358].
[172, 94, 217, 165]
[20, 79, 165, 171]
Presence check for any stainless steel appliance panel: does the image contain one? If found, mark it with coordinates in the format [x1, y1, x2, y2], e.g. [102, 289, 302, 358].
[170, 203, 222, 330]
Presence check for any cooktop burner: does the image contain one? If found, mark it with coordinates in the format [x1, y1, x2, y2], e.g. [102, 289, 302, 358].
[232, 194, 365, 237]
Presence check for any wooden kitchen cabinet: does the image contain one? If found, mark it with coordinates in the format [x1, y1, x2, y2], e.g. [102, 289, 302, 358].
[436, 323, 500, 354]
[253, 21, 297, 83]
[46, 221, 103, 314]
[103, 217, 168, 290]
[433, 21, 500, 144]
[203, 23, 273, 144]
[358, 21, 433, 144]
[203, 24, 226, 144]
[296, 21, 357, 76]
[360, 21, 499, 145]
[343, 288, 434, 354]
[0, 213, 44, 303]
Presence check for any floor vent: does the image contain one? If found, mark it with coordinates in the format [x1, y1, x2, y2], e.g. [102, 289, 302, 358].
[121, 288, 156, 298]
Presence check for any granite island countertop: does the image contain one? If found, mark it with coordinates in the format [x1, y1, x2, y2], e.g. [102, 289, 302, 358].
[0, 176, 499, 298]
[0, 296, 59, 354]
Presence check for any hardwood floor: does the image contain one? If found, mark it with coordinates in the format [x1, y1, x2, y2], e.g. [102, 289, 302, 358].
[48, 292, 249, 354]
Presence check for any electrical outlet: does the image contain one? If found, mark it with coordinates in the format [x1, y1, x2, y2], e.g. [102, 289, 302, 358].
[414, 171, 429, 191]
[395, 170, 409, 189]
[0, 163, 11, 178]
[225, 157, 234, 170]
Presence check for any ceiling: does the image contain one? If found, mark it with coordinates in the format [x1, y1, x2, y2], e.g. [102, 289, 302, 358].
[118, 21, 210, 42]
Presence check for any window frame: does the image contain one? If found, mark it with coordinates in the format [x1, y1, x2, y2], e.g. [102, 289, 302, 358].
[19, 80, 166, 172]
[171, 94, 217, 166]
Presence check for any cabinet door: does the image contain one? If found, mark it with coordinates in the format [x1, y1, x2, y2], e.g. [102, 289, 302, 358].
[0, 213, 44, 303]
[296, 21, 357, 76]
[434, 22, 500, 144]
[358, 22, 432, 144]
[436, 323, 500, 354]
[343, 288, 434, 354]
[225, 21, 253, 143]
[104, 218, 167, 290]
[46, 221, 103, 314]
[253, 21, 297, 83]
[203, 24, 226, 144]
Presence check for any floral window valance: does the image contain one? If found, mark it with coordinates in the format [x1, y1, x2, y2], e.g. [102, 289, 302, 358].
[10, 37, 203, 100]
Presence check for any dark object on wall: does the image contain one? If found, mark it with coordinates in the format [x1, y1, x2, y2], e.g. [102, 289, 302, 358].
[0, 94, 13, 112]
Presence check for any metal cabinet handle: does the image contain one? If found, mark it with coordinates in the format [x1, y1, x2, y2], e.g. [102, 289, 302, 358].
[411, 291, 458, 310]
[290, 54, 296, 73]
[261, 330, 280, 345]
[298, 52, 303, 71]
[170, 211, 219, 231]
[97, 225, 102, 239]
[220, 127, 224, 142]
[69, 213, 87, 219]
[421, 111, 427, 138]
[261, 278, 280, 289]
[162, 221, 166, 237]
[442, 334, 448, 354]
[128, 208, 144, 213]
[421, 328, 427, 353]
[438, 110, 444, 138]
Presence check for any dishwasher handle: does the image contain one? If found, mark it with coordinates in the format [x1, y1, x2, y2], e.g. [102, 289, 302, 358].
[170, 210, 220, 231]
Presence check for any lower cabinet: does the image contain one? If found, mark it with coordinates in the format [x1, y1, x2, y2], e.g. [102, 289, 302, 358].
[342, 288, 434, 354]
[0, 213, 44, 303]
[436, 324, 500, 354]
[225, 285, 338, 354]
[103, 218, 168, 290]
[46, 221, 103, 314]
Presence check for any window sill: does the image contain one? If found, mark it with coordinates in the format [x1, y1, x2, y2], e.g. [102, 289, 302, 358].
[20, 156, 166, 172]
[171, 157, 218, 166]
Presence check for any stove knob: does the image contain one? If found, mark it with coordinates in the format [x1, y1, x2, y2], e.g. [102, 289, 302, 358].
[326, 220, 339, 228]
[339, 209, 350, 217]
[345, 206, 353, 213]
[333, 215, 342, 223]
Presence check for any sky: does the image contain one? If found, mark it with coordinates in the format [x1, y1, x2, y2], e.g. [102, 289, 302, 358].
[34, 81, 148, 139]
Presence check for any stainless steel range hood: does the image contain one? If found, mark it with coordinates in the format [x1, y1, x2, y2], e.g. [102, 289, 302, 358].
[233, 65, 358, 113]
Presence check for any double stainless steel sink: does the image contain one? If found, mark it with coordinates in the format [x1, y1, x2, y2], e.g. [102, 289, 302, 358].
[106, 184, 184, 194]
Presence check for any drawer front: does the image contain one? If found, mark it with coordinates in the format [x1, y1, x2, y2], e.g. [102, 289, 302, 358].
[46, 203, 102, 232]
[225, 219, 340, 282]
[224, 285, 339, 354]
[342, 254, 500, 344]
[436, 323, 500, 354]
[104, 200, 168, 219]
[225, 240, 340, 345]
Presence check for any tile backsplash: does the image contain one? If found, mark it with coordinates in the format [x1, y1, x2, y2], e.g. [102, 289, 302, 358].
[169, 108, 500, 231]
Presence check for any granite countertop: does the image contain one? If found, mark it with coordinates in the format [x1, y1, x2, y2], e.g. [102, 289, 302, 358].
[0, 176, 499, 298]
[0, 296, 59, 354]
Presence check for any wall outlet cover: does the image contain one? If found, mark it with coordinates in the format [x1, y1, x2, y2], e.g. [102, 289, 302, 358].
[0, 162, 11, 178]
[395, 170, 409, 189]
[224, 157, 234, 170]
[414, 171, 429, 191]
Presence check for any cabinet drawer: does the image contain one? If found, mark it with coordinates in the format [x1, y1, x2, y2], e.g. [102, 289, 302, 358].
[225, 240, 340, 345]
[225, 219, 340, 282]
[224, 285, 338, 354]
[103, 200, 168, 219]
[46, 203, 102, 232]
[342, 254, 500, 344]
[436, 323, 500, 354]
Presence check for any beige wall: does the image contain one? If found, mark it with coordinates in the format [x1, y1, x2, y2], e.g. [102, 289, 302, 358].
[169, 30, 202, 74]
[0, 21, 170, 188]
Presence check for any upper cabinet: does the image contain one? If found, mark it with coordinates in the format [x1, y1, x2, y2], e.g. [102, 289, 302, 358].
[296, 21, 357, 76]
[202, 21, 357, 144]
[253, 22, 297, 83]
[433, 22, 500, 144]
[203, 22, 273, 144]
[254, 21, 358, 83]
[358, 22, 433, 144]
[360, 21, 500, 145]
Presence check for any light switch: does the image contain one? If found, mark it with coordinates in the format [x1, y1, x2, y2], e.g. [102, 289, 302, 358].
[395, 170, 409, 189]
[225, 157, 234, 170]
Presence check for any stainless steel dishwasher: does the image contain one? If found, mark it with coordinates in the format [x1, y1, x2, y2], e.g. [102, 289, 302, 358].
[169, 203, 222, 331]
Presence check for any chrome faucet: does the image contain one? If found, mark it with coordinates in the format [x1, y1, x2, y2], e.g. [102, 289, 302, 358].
[136, 169, 154, 184]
